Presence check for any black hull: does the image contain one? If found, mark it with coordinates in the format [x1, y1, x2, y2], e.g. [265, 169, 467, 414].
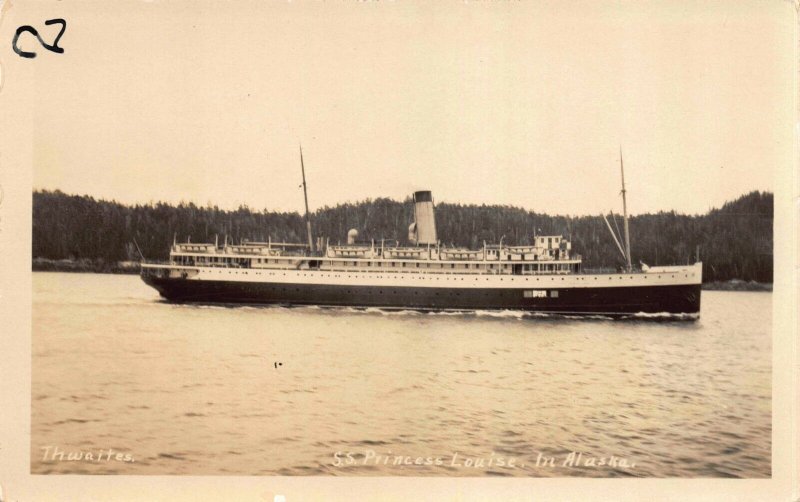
[142, 276, 701, 316]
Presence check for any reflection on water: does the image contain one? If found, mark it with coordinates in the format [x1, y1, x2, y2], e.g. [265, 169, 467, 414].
[31, 272, 771, 477]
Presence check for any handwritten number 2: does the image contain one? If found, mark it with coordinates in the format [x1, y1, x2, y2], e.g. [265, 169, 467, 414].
[13, 19, 66, 59]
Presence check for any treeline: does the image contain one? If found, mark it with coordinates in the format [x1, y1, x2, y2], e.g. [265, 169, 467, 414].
[32, 190, 773, 282]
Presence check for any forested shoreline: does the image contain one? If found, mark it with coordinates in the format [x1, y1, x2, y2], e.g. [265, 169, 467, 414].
[32, 190, 773, 284]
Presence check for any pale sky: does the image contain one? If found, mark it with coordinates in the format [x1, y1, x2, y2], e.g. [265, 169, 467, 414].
[27, 0, 793, 216]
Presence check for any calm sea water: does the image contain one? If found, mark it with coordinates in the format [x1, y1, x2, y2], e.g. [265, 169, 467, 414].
[31, 272, 771, 477]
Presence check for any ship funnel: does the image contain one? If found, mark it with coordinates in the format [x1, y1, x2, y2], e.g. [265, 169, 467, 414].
[410, 190, 437, 245]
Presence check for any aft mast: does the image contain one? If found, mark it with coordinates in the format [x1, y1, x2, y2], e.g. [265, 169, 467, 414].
[299, 144, 315, 254]
[619, 146, 632, 272]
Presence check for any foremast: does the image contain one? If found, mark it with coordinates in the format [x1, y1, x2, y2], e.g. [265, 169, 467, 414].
[299, 145, 315, 254]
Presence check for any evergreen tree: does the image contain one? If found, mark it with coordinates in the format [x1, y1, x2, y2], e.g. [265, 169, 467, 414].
[32, 190, 773, 282]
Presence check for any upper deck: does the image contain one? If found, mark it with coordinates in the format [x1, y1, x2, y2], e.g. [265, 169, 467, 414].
[166, 234, 583, 276]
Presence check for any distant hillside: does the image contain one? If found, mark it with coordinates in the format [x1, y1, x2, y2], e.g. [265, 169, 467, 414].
[32, 190, 772, 283]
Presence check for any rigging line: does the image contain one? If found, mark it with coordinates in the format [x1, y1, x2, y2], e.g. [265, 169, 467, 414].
[611, 211, 624, 246]
[602, 213, 627, 261]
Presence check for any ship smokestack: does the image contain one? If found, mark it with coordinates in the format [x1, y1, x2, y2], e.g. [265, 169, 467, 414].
[409, 190, 437, 246]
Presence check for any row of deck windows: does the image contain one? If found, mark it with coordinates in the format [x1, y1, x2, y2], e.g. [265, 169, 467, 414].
[173, 254, 575, 273]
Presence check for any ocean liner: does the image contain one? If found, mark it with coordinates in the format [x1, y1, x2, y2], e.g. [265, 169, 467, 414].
[140, 151, 702, 317]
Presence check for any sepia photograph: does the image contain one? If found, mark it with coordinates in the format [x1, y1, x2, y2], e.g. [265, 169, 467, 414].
[0, 0, 797, 500]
